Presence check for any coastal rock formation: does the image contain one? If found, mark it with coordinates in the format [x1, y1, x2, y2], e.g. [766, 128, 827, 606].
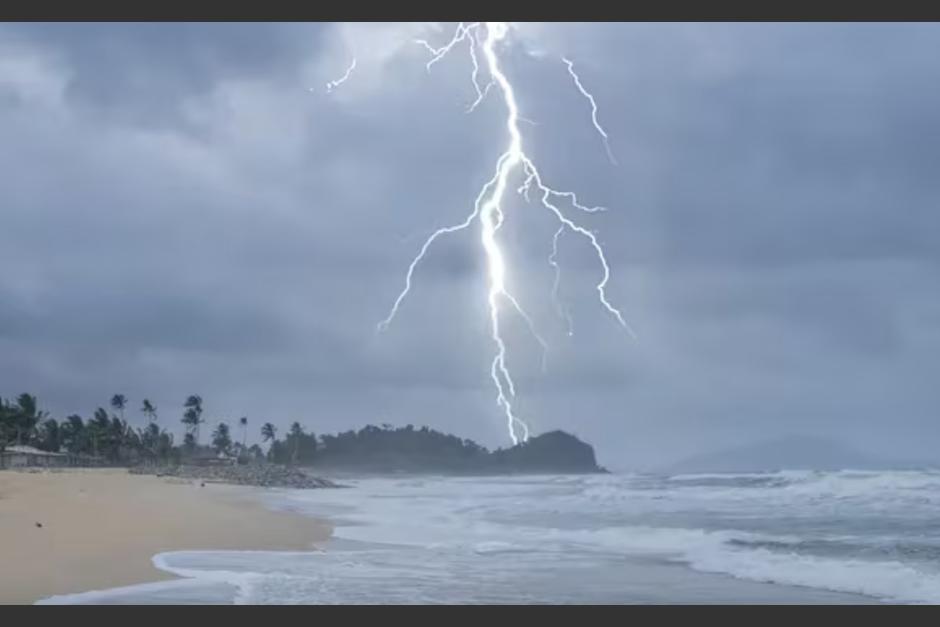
[314, 428, 605, 475]
[492, 430, 604, 474]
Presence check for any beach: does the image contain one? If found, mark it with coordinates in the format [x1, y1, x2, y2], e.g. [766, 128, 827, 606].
[0, 468, 331, 604]
[2, 469, 924, 604]
[65, 472, 878, 605]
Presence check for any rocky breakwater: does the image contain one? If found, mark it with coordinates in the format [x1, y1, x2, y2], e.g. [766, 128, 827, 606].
[130, 464, 341, 489]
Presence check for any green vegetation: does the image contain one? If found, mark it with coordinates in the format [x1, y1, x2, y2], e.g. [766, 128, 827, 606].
[2, 391, 602, 474]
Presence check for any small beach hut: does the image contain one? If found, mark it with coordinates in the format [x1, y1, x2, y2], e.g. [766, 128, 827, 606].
[0, 445, 70, 469]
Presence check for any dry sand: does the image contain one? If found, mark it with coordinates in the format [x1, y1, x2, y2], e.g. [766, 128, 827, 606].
[0, 468, 331, 604]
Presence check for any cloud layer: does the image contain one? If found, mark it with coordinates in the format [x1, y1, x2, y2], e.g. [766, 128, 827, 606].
[2, 22, 939, 469]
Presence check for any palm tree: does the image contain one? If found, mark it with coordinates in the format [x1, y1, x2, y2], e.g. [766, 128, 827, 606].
[61, 414, 86, 454]
[120, 421, 142, 461]
[0, 397, 15, 452]
[37, 418, 60, 452]
[288, 422, 304, 466]
[90, 408, 111, 458]
[109, 416, 128, 462]
[157, 431, 174, 462]
[211, 422, 232, 455]
[141, 399, 157, 423]
[139, 422, 161, 461]
[14, 393, 46, 445]
[261, 422, 277, 443]
[110, 394, 127, 422]
[239, 417, 248, 447]
[182, 395, 204, 444]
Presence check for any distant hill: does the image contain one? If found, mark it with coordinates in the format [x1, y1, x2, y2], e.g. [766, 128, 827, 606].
[664, 435, 895, 474]
[491, 430, 604, 474]
[312, 425, 604, 475]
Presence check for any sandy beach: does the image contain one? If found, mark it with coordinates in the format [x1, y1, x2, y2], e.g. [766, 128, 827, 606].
[0, 468, 331, 604]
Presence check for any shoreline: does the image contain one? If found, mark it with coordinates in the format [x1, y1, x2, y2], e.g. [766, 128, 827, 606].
[1, 468, 890, 604]
[0, 468, 331, 604]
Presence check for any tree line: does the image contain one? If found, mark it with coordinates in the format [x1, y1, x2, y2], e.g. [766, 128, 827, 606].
[1, 393, 178, 464]
[0, 392, 321, 466]
[2, 391, 593, 473]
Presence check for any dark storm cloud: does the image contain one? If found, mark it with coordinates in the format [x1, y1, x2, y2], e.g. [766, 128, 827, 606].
[2, 22, 939, 468]
[1, 22, 323, 129]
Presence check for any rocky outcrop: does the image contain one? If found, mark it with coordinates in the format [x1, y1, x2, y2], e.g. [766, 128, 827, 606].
[492, 430, 604, 474]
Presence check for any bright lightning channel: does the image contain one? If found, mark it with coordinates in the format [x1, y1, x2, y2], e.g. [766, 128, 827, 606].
[377, 22, 633, 445]
[562, 56, 617, 165]
[325, 57, 357, 93]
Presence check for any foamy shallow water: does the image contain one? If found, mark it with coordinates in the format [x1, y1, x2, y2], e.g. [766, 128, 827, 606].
[39, 471, 940, 604]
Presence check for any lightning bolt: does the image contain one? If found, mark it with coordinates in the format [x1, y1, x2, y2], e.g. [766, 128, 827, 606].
[562, 56, 617, 166]
[377, 22, 633, 445]
[325, 57, 357, 93]
[548, 226, 574, 338]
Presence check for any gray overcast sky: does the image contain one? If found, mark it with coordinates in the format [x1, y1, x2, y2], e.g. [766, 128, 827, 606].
[2, 22, 939, 470]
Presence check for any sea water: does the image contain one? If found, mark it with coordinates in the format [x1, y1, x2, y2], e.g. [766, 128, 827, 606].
[39, 470, 940, 604]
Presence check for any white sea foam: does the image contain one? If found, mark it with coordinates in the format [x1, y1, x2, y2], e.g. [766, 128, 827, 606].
[36, 471, 940, 604]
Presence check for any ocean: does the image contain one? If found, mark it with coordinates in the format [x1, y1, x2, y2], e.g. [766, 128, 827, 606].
[38, 470, 940, 604]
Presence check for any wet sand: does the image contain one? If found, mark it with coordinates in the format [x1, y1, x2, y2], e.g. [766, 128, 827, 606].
[0, 468, 331, 604]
